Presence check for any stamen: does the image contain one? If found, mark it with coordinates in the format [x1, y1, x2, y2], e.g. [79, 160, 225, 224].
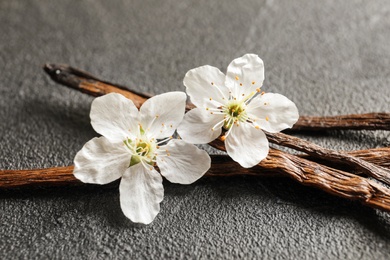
[211, 117, 226, 131]
[146, 115, 159, 132]
[244, 91, 257, 104]
[155, 153, 169, 159]
[221, 121, 235, 140]
[208, 98, 225, 107]
[156, 136, 172, 145]
[206, 107, 225, 113]
[212, 83, 228, 100]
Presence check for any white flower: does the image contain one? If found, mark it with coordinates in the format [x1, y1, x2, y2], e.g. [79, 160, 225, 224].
[73, 92, 211, 224]
[177, 54, 299, 168]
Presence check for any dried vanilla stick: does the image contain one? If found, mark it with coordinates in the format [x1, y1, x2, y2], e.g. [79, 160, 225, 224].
[43, 63, 390, 131]
[210, 139, 390, 212]
[266, 132, 390, 185]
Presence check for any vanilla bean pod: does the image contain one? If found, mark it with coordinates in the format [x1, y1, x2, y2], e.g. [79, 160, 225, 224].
[43, 63, 390, 131]
[2, 148, 389, 188]
[0, 156, 279, 188]
[292, 113, 390, 131]
[266, 132, 390, 185]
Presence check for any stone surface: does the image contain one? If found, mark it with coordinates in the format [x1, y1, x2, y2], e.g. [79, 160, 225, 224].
[0, 0, 389, 259]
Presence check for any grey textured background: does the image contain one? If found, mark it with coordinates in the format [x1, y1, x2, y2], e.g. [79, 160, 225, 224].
[1, 0, 390, 259]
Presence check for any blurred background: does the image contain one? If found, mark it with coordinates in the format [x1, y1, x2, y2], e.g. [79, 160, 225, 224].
[1, 0, 390, 259]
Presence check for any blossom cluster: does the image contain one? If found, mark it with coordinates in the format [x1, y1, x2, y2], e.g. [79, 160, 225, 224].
[74, 54, 299, 224]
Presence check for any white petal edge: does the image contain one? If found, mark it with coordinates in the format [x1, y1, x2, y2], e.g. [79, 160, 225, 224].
[139, 92, 186, 139]
[90, 93, 139, 143]
[156, 139, 211, 184]
[177, 108, 224, 144]
[119, 163, 164, 224]
[184, 65, 229, 108]
[225, 123, 269, 168]
[74, 136, 130, 184]
[225, 54, 265, 100]
[246, 93, 299, 133]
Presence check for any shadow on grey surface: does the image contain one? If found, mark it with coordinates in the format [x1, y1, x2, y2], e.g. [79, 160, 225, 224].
[326, 129, 390, 148]
[258, 177, 390, 240]
[18, 97, 94, 138]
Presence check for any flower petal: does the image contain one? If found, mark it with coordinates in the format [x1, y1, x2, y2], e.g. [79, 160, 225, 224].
[177, 108, 224, 144]
[90, 93, 139, 143]
[225, 123, 269, 168]
[119, 163, 164, 224]
[184, 65, 229, 108]
[225, 54, 265, 99]
[74, 137, 130, 184]
[156, 139, 211, 184]
[246, 93, 299, 133]
[139, 92, 186, 139]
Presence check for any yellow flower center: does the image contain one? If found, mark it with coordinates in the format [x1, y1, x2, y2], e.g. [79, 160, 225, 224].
[124, 137, 157, 167]
[223, 101, 248, 130]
